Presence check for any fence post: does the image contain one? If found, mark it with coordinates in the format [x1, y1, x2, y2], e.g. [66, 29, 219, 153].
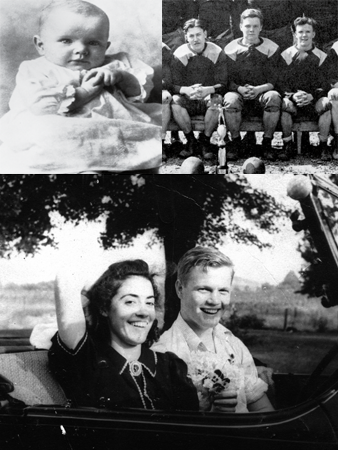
[283, 308, 288, 331]
[294, 307, 297, 329]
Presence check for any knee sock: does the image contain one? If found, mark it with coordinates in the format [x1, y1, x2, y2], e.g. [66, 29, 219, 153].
[199, 132, 210, 142]
[262, 136, 272, 147]
[231, 135, 241, 143]
[185, 130, 196, 141]
[283, 135, 292, 143]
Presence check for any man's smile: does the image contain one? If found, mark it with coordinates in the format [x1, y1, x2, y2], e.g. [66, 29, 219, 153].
[200, 308, 221, 315]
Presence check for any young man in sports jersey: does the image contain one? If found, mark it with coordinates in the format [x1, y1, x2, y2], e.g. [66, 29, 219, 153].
[223, 9, 281, 161]
[170, 18, 227, 161]
[278, 17, 331, 161]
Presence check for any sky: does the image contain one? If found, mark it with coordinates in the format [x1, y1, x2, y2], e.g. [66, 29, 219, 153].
[0, 175, 305, 287]
[220, 175, 304, 286]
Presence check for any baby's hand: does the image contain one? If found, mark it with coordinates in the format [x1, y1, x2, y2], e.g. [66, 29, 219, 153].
[82, 68, 122, 87]
[80, 75, 104, 97]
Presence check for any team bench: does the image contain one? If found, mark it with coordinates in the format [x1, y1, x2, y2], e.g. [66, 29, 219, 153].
[168, 116, 319, 154]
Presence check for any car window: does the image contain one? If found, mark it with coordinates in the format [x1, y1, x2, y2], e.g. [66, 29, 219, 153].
[0, 175, 337, 415]
[317, 186, 338, 250]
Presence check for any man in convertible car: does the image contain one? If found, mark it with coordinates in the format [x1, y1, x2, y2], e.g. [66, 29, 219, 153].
[152, 247, 274, 413]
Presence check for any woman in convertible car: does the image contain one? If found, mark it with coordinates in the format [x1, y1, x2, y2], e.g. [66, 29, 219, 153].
[48, 259, 199, 411]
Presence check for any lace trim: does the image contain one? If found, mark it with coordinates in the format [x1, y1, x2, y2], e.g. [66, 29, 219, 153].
[56, 84, 76, 115]
[56, 331, 88, 356]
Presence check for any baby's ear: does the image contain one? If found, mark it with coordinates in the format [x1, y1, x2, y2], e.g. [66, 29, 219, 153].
[34, 35, 45, 55]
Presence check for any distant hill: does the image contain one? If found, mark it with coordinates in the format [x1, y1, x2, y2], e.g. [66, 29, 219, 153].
[3, 278, 264, 292]
[2, 281, 54, 291]
[233, 276, 261, 291]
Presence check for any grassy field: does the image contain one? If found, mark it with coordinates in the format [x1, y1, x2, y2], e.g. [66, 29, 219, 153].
[1, 282, 337, 331]
[238, 329, 338, 375]
[161, 131, 338, 174]
[1, 282, 337, 376]
[0, 283, 55, 330]
[229, 285, 338, 332]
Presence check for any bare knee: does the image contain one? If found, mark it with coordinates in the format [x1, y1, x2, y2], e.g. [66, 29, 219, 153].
[162, 90, 172, 104]
[315, 97, 331, 115]
[223, 92, 242, 112]
[172, 95, 185, 107]
[262, 91, 281, 112]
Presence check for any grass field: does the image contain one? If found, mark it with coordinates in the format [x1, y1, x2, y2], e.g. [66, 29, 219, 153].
[0, 283, 55, 330]
[1, 282, 337, 376]
[238, 329, 338, 375]
[161, 132, 338, 174]
[229, 285, 338, 332]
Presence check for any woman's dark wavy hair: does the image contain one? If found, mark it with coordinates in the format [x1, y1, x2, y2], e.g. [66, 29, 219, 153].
[84, 260, 160, 347]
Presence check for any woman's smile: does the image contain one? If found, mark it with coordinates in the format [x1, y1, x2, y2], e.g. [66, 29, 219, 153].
[105, 276, 156, 350]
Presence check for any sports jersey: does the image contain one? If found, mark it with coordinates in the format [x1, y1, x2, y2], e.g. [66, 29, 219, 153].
[278, 45, 329, 101]
[224, 37, 280, 91]
[172, 42, 227, 95]
[326, 41, 338, 87]
[162, 43, 173, 92]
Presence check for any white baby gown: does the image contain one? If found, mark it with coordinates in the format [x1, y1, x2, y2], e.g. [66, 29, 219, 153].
[0, 53, 161, 173]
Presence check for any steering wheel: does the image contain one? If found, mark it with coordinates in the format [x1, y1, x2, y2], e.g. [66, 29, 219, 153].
[297, 341, 338, 403]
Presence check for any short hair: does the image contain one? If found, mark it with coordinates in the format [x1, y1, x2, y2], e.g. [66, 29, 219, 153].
[292, 16, 317, 33]
[177, 247, 235, 286]
[183, 18, 207, 34]
[85, 260, 160, 346]
[240, 8, 263, 25]
[39, 0, 110, 35]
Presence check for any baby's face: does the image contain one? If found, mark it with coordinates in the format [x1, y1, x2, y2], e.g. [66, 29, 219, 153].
[35, 9, 110, 71]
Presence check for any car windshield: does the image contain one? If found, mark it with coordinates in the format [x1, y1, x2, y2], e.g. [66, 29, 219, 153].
[315, 177, 338, 254]
[0, 174, 337, 414]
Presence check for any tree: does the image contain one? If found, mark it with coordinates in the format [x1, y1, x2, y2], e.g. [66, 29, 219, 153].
[296, 175, 338, 300]
[0, 174, 289, 325]
[296, 236, 325, 298]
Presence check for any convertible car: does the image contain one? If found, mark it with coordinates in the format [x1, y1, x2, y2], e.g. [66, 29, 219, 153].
[0, 175, 337, 450]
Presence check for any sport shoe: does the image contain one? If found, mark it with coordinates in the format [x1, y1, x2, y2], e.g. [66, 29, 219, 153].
[241, 131, 256, 156]
[226, 139, 242, 161]
[198, 134, 217, 162]
[320, 143, 332, 161]
[162, 141, 169, 162]
[279, 141, 294, 161]
[201, 143, 217, 162]
[179, 139, 198, 159]
[332, 135, 338, 160]
[309, 145, 322, 158]
[261, 137, 276, 162]
[170, 134, 184, 155]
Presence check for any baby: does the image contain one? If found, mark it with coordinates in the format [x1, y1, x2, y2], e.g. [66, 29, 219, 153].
[0, 0, 161, 173]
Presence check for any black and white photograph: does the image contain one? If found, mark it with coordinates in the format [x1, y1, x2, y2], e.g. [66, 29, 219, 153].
[0, 0, 161, 173]
[0, 0, 338, 449]
[0, 173, 338, 448]
[161, 0, 338, 174]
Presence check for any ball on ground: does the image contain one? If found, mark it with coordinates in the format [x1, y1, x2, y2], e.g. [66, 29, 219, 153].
[287, 176, 312, 200]
[242, 157, 265, 174]
[180, 157, 205, 174]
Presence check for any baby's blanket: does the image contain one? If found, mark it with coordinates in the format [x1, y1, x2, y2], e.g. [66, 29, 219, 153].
[0, 53, 161, 173]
